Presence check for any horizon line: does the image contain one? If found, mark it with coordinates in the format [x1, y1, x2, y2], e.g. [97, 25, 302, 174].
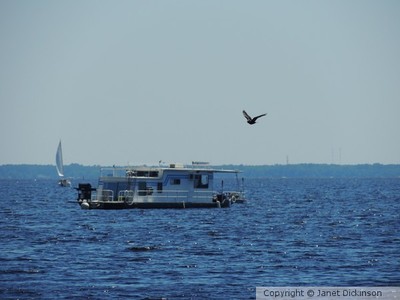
[1, 162, 400, 167]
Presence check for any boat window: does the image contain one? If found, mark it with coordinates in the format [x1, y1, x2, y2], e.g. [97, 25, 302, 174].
[138, 182, 147, 196]
[157, 182, 163, 193]
[201, 175, 208, 185]
[194, 174, 209, 189]
[135, 171, 159, 177]
[137, 171, 148, 177]
[147, 187, 153, 195]
[171, 179, 181, 185]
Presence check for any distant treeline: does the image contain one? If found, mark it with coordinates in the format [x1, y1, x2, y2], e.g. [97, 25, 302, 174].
[226, 164, 400, 178]
[0, 163, 101, 180]
[0, 163, 400, 179]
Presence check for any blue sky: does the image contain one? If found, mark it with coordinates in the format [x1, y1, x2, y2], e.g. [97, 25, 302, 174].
[1, 0, 399, 166]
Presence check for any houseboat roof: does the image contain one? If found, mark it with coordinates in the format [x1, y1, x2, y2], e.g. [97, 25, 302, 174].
[99, 163, 241, 178]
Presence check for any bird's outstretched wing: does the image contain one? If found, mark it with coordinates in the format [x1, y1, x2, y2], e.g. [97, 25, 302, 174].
[242, 110, 252, 121]
[253, 113, 267, 121]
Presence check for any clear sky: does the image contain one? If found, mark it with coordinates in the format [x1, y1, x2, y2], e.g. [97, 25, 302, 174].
[1, 0, 399, 166]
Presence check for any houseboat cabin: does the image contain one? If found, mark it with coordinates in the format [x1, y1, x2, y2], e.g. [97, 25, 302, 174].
[76, 163, 245, 209]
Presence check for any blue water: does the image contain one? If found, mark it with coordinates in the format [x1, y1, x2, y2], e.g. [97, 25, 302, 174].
[1, 178, 399, 299]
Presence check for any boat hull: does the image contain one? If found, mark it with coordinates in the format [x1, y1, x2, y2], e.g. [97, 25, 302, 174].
[59, 179, 71, 187]
[78, 199, 230, 209]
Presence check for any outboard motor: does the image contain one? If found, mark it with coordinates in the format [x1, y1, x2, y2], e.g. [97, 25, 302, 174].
[76, 183, 95, 201]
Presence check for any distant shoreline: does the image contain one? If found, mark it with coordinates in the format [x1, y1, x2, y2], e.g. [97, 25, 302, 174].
[0, 163, 399, 179]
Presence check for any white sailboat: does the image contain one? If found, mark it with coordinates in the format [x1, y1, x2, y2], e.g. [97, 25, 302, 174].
[56, 140, 71, 187]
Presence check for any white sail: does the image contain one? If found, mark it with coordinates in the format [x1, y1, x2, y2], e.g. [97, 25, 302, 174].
[56, 140, 64, 177]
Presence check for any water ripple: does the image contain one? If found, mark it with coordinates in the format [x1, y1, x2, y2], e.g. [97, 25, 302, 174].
[0, 178, 399, 299]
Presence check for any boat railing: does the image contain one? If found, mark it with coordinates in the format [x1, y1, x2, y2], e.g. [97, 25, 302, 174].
[91, 188, 244, 203]
[93, 189, 114, 202]
[100, 167, 162, 178]
[221, 190, 245, 203]
[118, 190, 135, 204]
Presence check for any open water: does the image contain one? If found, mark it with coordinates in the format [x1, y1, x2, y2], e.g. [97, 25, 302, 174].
[0, 178, 399, 299]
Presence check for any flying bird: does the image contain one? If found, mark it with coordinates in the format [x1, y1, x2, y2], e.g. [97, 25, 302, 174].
[242, 110, 267, 125]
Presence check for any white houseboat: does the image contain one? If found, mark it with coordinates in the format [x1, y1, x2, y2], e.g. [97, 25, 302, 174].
[76, 163, 245, 209]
